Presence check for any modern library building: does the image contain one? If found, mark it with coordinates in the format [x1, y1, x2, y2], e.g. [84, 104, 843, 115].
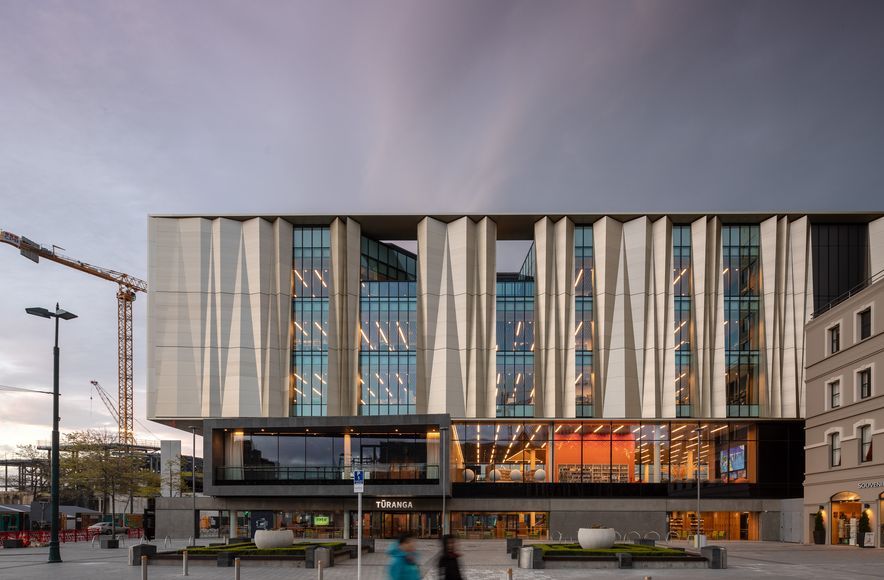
[147, 213, 884, 542]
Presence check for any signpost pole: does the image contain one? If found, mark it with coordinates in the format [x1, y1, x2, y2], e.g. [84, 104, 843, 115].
[354, 469, 364, 580]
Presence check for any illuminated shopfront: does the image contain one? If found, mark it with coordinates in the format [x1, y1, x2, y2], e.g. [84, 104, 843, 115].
[450, 512, 548, 539]
[450, 420, 760, 486]
[831, 492, 863, 545]
[222, 511, 345, 539]
[667, 511, 757, 541]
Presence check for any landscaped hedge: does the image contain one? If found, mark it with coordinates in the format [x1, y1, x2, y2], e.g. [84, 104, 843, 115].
[536, 543, 685, 558]
[178, 541, 345, 556]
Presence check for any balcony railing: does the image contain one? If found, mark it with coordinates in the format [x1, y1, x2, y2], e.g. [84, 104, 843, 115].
[215, 463, 439, 484]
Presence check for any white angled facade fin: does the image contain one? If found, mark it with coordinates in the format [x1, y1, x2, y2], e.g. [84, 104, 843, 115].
[417, 216, 496, 418]
[328, 218, 361, 416]
[691, 217, 724, 418]
[647, 217, 673, 418]
[534, 217, 576, 418]
[760, 216, 811, 419]
[592, 216, 623, 416]
[147, 216, 292, 420]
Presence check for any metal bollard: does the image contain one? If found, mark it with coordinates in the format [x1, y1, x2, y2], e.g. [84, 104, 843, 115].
[234, 557, 241, 580]
[317, 559, 323, 580]
[141, 555, 148, 580]
[182, 549, 189, 576]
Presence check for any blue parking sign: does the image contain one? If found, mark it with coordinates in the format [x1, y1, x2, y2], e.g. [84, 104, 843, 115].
[353, 469, 364, 493]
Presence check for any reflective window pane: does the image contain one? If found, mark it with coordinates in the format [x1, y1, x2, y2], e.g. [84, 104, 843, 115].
[722, 225, 760, 417]
[360, 239, 417, 415]
[292, 227, 331, 416]
[575, 226, 594, 417]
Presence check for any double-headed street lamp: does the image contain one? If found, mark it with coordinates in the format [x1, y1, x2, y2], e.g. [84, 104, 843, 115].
[26, 304, 77, 564]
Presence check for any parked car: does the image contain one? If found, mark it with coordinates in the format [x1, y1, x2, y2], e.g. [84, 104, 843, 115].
[88, 522, 129, 535]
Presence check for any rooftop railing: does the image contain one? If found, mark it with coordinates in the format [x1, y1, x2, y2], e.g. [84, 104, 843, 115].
[811, 268, 884, 319]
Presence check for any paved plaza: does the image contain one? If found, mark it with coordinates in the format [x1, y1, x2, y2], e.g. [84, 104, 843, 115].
[1, 538, 883, 580]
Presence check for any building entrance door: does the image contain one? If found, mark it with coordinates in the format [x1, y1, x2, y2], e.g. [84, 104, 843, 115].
[351, 511, 441, 539]
[384, 513, 409, 538]
[831, 491, 862, 545]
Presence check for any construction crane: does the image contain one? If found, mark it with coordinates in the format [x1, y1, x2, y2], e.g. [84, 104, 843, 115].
[90, 380, 121, 426]
[1, 228, 146, 445]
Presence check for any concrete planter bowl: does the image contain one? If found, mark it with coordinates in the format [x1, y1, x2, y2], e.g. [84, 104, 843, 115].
[254, 530, 295, 549]
[577, 528, 616, 550]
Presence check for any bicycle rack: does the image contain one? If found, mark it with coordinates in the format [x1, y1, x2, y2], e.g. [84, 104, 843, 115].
[163, 535, 172, 549]
[626, 530, 641, 541]
[644, 530, 661, 541]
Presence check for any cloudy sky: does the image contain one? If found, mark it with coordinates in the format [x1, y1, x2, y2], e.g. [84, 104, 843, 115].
[1, 1, 883, 458]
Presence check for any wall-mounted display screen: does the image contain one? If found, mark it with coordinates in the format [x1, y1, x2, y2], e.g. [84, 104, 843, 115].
[720, 445, 746, 472]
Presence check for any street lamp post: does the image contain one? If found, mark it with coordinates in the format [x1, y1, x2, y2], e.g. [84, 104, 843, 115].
[439, 426, 448, 535]
[695, 426, 703, 547]
[26, 304, 77, 564]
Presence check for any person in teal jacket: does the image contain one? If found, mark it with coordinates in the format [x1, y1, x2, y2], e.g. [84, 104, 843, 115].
[387, 533, 420, 580]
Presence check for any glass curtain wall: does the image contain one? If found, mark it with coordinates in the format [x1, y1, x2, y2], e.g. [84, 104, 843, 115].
[359, 238, 417, 415]
[575, 226, 594, 417]
[673, 225, 693, 417]
[722, 225, 761, 417]
[496, 247, 536, 417]
[219, 428, 437, 483]
[292, 227, 330, 416]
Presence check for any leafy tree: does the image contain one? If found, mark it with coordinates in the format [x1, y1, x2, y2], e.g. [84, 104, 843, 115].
[60, 430, 159, 518]
[12, 444, 50, 497]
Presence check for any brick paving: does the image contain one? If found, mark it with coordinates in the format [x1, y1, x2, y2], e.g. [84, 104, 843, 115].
[2, 538, 883, 579]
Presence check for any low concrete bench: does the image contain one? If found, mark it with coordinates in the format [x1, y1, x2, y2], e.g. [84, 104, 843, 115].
[129, 544, 157, 565]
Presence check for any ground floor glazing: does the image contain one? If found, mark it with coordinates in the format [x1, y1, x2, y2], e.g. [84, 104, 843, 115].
[190, 506, 772, 541]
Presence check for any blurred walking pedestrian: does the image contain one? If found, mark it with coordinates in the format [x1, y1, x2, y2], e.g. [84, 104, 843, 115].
[388, 532, 421, 580]
[437, 534, 463, 580]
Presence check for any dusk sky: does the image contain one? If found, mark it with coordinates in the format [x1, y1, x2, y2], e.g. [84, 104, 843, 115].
[1, 1, 883, 457]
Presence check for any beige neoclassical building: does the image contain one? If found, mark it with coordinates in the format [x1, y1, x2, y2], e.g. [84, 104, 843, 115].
[805, 271, 884, 547]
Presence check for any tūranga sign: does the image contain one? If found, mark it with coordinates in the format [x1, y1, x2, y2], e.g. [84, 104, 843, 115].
[366, 498, 438, 511]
